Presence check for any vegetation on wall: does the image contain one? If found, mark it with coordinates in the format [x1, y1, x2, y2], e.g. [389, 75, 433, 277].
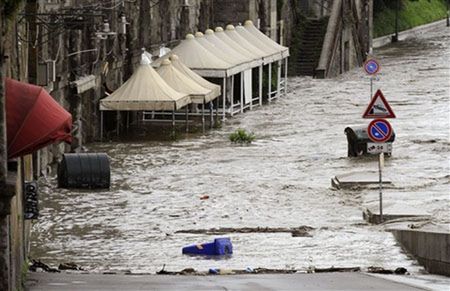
[373, 0, 448, 37]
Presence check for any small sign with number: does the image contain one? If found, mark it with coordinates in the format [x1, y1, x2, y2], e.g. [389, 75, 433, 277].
[367, 142, 392, 154]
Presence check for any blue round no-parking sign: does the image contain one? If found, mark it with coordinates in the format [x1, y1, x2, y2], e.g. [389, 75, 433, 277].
[368, 119, 392, 143]
[364, 59, 380, 75]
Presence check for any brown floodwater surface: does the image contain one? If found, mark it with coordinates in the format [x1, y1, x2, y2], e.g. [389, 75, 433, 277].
[31, 26, 449, 276]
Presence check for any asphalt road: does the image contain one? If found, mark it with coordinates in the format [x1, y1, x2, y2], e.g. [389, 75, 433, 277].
[26, 272, 426, 291]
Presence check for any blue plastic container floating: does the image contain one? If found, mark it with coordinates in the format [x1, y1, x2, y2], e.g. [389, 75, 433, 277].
[182, 238, 233, 256]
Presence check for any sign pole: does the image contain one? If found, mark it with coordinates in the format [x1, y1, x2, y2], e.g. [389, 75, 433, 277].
[378, 152, 384, 223]
[362, 58, 396, 225]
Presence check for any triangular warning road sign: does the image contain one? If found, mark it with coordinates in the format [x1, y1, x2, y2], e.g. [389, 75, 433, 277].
[362, 89, 396, 118]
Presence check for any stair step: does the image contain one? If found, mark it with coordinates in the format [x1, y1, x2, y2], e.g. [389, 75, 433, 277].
[301, 39, 323, 42]
[303, 35, 323, 38]
[293, 16, 328, 76]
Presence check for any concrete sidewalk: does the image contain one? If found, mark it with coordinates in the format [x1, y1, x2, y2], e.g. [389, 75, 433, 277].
[372, 19, 448, 48]
[26, 272, 426, 291]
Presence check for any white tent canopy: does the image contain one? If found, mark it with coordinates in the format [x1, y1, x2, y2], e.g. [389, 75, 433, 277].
[204, 29, 262, 69]
[157, 59, 217, 104]
[244, 20, 289, 58]
[235, 25, 282, 63]
[194, 32, 241, 66]
[195, 31, 260, 73]
[214, 27, 260, 61]
[235, 25, 279, 56]
[145, 20, 290, 120]
[203, 29, 249, 63]
[100, 56, 191, 111]
[224, 25, 267, 59]
[152, 34, 237, 77]
[169, 54, 221, 99]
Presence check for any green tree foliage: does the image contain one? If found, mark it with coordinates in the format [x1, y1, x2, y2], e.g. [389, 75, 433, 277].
[373, 0, 448, 37]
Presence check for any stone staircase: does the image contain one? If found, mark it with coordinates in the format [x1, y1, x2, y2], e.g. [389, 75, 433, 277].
[296, 17, 328, 76]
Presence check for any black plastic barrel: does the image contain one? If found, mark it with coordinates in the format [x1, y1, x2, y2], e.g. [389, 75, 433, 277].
[345, 126, 395, 157]
[58, 153, 110, 189]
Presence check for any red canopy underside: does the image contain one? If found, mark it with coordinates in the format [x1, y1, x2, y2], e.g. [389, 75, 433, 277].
[6, 78, 72, 159]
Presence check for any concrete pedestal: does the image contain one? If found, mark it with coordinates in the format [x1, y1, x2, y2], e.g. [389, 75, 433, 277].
[363, 204, 430, 225]
[332, 171, 392, 189]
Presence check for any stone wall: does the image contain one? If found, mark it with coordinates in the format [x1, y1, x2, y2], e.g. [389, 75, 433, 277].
[1, 1, 34, 290]
[211, 0, 277, 37]
[391, 228, 450, 276]
[0, 157, 33, 291]
[212, 0, 252, 27]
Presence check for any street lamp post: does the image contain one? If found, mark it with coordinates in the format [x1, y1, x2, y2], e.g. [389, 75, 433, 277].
[392, 0, 399, 42]
[447, 0, 449, 27]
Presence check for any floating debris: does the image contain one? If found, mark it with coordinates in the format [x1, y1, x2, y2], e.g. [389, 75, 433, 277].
[157, 267, 297, 276]
[209, 268, 235, 275]
[314, 267, 360, 273]
[58, 262, 83, 271]
[154, 265, 409, 276]
[175, 226, 314, 237]
[183, 237, 233, 256]
[29, 259, 60, 273]
[367, 266, 408, 275]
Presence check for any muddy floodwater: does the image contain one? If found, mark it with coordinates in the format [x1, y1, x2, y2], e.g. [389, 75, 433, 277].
[31, 26, 449, 276]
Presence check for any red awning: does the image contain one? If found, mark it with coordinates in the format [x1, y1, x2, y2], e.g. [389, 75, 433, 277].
[5, 78, 72, 159]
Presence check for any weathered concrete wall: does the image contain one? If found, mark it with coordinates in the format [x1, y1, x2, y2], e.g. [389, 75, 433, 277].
[326, 26, 359, 76]
[212, 0, 252, 27]
[211, 0, 276, 37]
[280, 0, 295, 48]
[298, 0, 333, 18]
[0, 158, 33, 291]
[268, 0, 278, 40]
[283, 0, 371, 77]
[1, 2, 34, 290]
[315, 0, 369, 78]
[391, 228, 450, 276]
